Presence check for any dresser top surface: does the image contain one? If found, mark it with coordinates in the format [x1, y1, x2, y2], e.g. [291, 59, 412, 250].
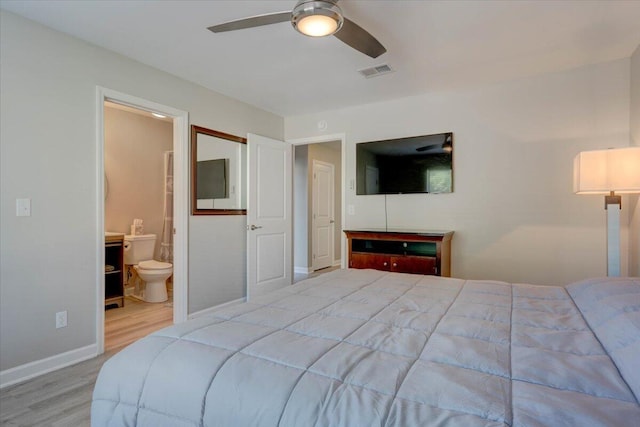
[345, 229, 454, 238]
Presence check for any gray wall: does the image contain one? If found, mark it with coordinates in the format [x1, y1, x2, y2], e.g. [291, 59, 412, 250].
[285, 58, 634, 285]
[104, 106, 173, 259]
[0, 10, 283, 372]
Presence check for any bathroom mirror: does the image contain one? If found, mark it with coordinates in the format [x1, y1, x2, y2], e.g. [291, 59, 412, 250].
[191, 125, 247, 215]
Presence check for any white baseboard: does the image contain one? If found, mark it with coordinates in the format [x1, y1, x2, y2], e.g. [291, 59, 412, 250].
[188, 297, 246, 319]
[0, 344, 98, 389]
[333, 259, 342, 267]
[294, 266, 312, 274]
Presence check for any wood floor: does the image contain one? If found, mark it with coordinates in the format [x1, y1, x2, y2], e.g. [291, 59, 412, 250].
[105, 295, 173, 352]
[1, 296, 173, 427]
[0, 269, 338, 426]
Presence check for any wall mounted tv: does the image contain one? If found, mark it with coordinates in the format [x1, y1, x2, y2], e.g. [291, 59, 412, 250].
[197, 158, 228, 199]
[356, 132, 453, 195]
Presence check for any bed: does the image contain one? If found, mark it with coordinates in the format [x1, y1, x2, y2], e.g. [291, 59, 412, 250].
[91, 269, 640, 426]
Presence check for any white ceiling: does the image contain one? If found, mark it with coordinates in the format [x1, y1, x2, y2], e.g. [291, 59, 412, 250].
[2, 0, 640, 117]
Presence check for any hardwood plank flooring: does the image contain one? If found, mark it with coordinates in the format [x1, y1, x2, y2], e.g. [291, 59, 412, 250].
[105, 295, 173, 352]
[1, 269, 338, 426]
[1, 297, 173, 427]
[0, 352, 112, 427]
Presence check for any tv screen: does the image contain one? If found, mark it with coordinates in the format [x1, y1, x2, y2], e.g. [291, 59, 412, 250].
[197, 158, 228, 199]
[356, 132, 453, 195]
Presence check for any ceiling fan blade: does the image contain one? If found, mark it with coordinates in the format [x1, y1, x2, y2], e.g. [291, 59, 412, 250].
[333, 17, 386, 58]
[417, 135, 451, 152]
[208, 11, 291, 33]
[416, 146, 437, 152]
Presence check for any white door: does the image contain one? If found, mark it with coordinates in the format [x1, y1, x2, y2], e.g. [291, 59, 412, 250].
[247, 134, 292, 299]
[312, 160, 334, 271]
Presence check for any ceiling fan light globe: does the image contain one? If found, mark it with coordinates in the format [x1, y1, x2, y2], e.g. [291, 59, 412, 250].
[292, 1, 343, 37]
[297, 15, 339, 37]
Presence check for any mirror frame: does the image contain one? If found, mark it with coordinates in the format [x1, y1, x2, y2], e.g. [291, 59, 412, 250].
[191, 125, 247, 215]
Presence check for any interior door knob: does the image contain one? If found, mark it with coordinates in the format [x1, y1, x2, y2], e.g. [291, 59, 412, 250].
[249, 224, 262, 230]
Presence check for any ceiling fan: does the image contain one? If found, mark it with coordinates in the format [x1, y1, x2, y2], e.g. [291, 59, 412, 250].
[208, 0, 386, 59]
[416, 134, 453, 153]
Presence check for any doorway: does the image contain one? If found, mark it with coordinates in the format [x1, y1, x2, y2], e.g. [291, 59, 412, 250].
[293, 140, 343, 277]
[96, 88, 188, 355]
[312, 159, 335, 271]
[103, 102, 173, 351]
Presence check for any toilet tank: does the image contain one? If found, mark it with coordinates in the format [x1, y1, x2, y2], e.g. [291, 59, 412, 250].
[124, 234, 156, 265]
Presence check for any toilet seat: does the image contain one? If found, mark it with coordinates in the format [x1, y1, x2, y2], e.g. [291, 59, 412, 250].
[138, 260, 172, 270]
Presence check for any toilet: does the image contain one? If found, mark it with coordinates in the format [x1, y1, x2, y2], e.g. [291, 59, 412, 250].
[124, 234, 172, 303]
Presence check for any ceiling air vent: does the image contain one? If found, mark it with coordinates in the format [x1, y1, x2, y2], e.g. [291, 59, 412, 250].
[358, 64, 394, 78]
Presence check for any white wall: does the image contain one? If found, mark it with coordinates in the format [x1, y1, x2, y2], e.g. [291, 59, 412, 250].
[0, 11, 283, 373]
[630, 44, 640, 276]
[285, 59, 632, 285]
[105, 106, 173, 258]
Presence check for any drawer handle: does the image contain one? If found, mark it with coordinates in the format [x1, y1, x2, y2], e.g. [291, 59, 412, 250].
[393, 263, 397, 267]
[383, 262, 388, 266]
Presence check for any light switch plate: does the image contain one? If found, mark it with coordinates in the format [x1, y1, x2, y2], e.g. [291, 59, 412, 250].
[55, 311, 67, 329]
[16, 198, 31, 217]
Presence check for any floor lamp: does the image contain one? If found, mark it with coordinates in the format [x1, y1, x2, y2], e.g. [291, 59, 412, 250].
[573, 147, 640, 277]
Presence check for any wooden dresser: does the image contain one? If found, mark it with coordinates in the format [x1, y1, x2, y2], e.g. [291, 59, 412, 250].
[345, 229, 453, 277]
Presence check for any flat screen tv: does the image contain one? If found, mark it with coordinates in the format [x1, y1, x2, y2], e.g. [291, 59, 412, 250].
[197, 158, 228, 199]
[356, 132, 453, 195]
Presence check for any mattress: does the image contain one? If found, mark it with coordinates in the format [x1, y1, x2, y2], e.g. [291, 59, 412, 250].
[91, 270, 640, 426]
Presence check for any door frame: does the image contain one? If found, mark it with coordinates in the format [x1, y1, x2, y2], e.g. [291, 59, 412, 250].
[288, 133, 346, 269]
[95, 87, 189, 355]
[311, 159, 335, 271]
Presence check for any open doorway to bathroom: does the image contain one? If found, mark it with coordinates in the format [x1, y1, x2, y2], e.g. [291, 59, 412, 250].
[293, 140, 343, 283]
[102, 101, 175, 352]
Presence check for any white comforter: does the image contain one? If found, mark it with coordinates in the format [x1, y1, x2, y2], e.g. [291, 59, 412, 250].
[92, 270, 640, 426]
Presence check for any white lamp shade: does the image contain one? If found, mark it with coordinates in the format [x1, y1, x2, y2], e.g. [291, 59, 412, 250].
[573, 147, 640, 194]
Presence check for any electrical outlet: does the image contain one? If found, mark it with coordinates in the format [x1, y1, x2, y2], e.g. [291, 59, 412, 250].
[55, 311, 67, 329]
[348, 204, 355, 215]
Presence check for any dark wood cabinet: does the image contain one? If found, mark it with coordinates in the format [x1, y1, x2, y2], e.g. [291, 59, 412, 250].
[105, 233, 125, 308]
[345, 230, 453, 277]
